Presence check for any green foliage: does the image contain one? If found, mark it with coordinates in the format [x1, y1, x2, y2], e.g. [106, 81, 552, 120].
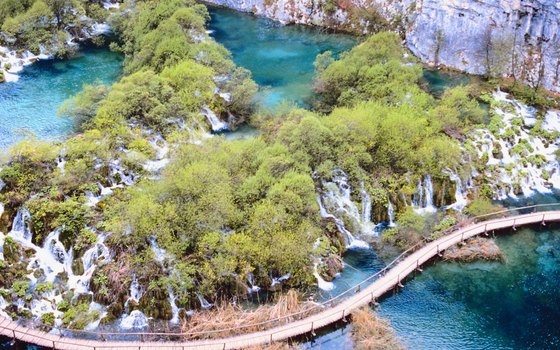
[314, 32, 425, 112]
[41, 312, 55, 327]
[464, 198, 500, 217]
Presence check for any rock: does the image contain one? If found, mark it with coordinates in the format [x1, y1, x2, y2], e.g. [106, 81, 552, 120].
[443, 237, 503, 262]
[322, 254, 343, 281]
[208, 0, 560, 92]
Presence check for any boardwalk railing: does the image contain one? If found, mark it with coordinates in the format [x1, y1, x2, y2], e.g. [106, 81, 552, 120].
[2, 203, 560, 349]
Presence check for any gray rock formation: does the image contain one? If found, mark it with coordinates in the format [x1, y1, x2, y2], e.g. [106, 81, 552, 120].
[205, 0, 560, 92]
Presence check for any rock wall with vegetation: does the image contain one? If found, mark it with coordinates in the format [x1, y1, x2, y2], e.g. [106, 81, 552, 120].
[205, 0, 560, 93]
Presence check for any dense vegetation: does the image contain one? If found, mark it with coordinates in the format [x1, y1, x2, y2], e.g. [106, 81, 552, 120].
[0, 0, 497, 330]
[0, 0, 112, 55]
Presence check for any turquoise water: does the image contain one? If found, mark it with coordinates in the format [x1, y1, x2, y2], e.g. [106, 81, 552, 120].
[0, 46, 122, 149]
[207, 6, 357, 108]
[303, 222, 560, 350]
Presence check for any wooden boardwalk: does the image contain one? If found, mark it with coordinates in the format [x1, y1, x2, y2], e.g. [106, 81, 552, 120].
[1, 209, 559, 349]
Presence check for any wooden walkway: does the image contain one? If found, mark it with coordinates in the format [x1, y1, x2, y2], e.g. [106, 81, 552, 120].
[2, 209, 559, 349]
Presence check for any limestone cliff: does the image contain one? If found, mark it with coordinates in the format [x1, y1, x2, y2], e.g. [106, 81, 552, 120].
[204, 0, 560, 92]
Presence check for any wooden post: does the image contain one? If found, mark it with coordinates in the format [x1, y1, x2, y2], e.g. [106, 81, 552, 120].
[542, 213, 546, 226]
[311, 321, 316, 336]
[513, 218, 516, 230]
[484, 224, 488, 236]
[52, 341, 56, 350]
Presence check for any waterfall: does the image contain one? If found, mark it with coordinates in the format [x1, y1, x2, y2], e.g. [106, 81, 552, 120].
[317, 197, 369, 249]
[120, 310, 148, 330]
[144, 136, 170, 173]
[10, 207, 32, 242]
[129, 277, 142, 304]
[424, 175, 435, 210]
[360, 183, 372, 224]
[445, 170, 468, 211]
[202, 107, 228, 132]
[168, 289, 180, 325]
[82, 235, 110, 273]
[270, 272, 291, 287]
[246, 270, 260, 293]
[56, 156, 66, 175]
[470, 91, 560, 200]
[413, 176, 437, 214]
[196, 293, 213, 309]
[148, 236, 168, 263]
[318, 170, 373, 248]
[313, 263, 334, 291]
[388, 198, 396, 227]
[0, 232, 4, 261]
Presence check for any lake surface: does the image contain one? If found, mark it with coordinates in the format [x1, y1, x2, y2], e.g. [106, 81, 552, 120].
[207, 6, 357, 108]
[0, 46, 122, 149]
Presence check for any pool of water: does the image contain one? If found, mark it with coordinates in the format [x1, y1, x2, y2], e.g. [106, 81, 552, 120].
[207, 6, 357, 109]
[305, 192, 560, 350]
[0, 45, 122, 150]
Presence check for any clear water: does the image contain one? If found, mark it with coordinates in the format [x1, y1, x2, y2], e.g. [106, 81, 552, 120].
[207, 6, 357, 108]
[0, 46, 122, 149]
[421, 69, 472, 98]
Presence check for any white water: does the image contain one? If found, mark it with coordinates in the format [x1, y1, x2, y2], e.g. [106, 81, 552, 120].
[445, 170, 469, 211]
[270, 272, 291, 287]
[201, 107, 229, 132]
[3, 210, 111, 323]
[196, 293, 213, 309]
[319, 170, 373, 248]
[247, 270, 261, 293]
[413, 175, 437, 214]
[470, 90, 560, 200]
[119, 310, 148, 330]
[388, 198, 396, 227]
[313, 263, 334, 291]
[168, 289, 180, 325]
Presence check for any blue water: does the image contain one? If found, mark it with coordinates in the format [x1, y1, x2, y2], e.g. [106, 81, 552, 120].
[207, 6, 357, 108]
[0, 46, 122, 149]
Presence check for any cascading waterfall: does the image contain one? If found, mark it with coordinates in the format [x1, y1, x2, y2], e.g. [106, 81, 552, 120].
[413, 176, 437, 214]
[10, 207, 32, 242]
[318, 170, 373, 248]
[270, 272, 291, 287]
[148, 236, 168, 263]
[201, 107, 229, 132]
[168, 289, 180, 325]
[445, 170, 469, 211]
[246, 270, 261, 293]
[143, 136, 170, 173]
[317, 197, 369, 249]
[3, 210, 112, 325]
[470, 90, 560, 200]
[388, 198, 396, 227]
[196, 293, 213, 309]
[313, 263, 334, 291]
[119, 310, 148, 330]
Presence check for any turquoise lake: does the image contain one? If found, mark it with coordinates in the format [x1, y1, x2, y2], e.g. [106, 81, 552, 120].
[207, 6, 357, 108]
[0, 46, 122, 149]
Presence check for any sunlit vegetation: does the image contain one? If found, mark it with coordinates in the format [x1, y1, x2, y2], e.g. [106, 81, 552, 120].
[0, 0, 495, 328]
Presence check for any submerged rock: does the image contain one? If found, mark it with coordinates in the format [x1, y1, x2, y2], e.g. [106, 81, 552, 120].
[443, 237, 503, 262]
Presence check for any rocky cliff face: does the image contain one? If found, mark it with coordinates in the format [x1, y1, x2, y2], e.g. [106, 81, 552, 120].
[205, 0, 560, 93]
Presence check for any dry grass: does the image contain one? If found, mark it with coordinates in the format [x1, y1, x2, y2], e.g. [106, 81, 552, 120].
[443, 237, 503, 262]
[351, 307, 405, 350]
[181, 290, 320, 339]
